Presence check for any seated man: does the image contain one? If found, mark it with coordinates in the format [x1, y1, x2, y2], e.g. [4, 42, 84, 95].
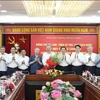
[29, 48, 42, 74]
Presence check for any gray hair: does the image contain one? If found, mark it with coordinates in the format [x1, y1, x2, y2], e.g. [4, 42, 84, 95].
[34, 48, 40, 52]
[87, 46, 93, 50]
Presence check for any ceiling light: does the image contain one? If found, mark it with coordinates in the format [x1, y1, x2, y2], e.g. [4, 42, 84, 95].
[0, 5, 1, 7]
[92, 15, 97, 17]
[22, 0, 95, 17]
[98, 10, 100, 13]
[0, 10, 7, 13]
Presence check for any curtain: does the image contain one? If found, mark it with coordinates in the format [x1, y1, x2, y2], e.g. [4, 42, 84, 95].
[5, 34, 30, 56]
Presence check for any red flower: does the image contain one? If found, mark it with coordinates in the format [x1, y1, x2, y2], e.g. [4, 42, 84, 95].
[9, 83, 15, 89]
[47, 58, 56, 67]
[42, 66, 50, 70]
[43, 58, 57, 70]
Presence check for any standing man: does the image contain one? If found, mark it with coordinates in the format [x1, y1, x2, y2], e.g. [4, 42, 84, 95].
[42, 44, 55, 69]
[18, 49, 29, 73]
[7, 47, 19, 76]
[0, 46, 8, 77]
[71, 45, 85, 75]
[84, 46, 97, 75]
[95, 53, 100, 76]
[56, 46, 71, 72]
[29, 48, 42, 74]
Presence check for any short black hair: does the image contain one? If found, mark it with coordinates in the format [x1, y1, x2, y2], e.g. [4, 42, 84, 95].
[21, 49, 26, 51]
[75, 45, 81, 48]
[46, 44, 52, 47]
[60, 46, 66, 50]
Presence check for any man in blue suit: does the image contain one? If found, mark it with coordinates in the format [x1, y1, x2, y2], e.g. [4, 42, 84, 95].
[29, 48, 42, 74]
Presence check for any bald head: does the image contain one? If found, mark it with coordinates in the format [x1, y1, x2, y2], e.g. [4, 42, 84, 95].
[34, 48, 40, 55]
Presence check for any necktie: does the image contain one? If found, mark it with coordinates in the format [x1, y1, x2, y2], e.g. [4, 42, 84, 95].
[75, 53, 78, 59]
[62, 55, 66, 60]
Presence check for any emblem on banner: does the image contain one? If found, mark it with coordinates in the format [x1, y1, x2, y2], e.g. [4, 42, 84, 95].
[19, 36, 26, 43]
[8, 36, 16, 45]
[8, 36, 20, 53]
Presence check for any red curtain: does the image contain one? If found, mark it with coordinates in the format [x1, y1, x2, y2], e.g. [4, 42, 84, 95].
[5, 34, 30, 56]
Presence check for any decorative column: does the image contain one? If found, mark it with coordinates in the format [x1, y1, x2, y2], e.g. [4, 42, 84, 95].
[0, 25, 2, 47]
[97, 26, 100, 53]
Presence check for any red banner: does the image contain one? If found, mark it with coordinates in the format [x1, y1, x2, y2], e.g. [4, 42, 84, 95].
[31, 35, 98, 55]
[3, 26, 97, 34]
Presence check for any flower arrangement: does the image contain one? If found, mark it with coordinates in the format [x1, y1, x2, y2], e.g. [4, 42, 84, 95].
[43, 53, 61, 70]
[82, 71, 90, 79]
[3, 71, 23, 92]
[40, 79, 82, 100]
[3, 80, 15, 92]
[15, 71, 23, 75]
[0, 86, 6, 99]
[45, 69, 64, 78]
[0, 71, 24, 99]
[3, 78, 15, 89]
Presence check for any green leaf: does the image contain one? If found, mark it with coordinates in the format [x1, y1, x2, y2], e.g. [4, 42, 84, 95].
[43, 86, 53, 93]
[62, 94, 74, 100]
[48, 97, 54, 100]
[69, 91, 74, 97]
[43, 88, 48, 93]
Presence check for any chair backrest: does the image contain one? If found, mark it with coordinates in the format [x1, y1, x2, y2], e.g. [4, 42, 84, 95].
[22, 71, 29, 75]
[64, 71, 76, 74]
[71, 81, 85, 100]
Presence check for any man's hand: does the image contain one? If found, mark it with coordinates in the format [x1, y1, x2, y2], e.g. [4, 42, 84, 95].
[12, 56, 15, 60]
[46, 64, 49, 67]
[35, 57, 38, 61]
[88, 57, 91, 62]
[22, 60, 25, 64]
[0, 57, 2, 61]
[1, 57, 6, 62]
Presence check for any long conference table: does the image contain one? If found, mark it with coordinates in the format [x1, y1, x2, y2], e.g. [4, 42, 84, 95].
[4, 75, 100, 100]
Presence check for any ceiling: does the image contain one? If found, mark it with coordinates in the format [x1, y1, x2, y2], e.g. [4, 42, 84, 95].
[0, 0, 100, 24]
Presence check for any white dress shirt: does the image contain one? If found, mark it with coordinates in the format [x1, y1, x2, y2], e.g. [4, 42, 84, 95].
[84, 53, 97, 66]
[7, 53, 19, 68]
[18, 56, 29, 70]
[58, 53, 71, 67]
[71, 52, 85, 66]
[42, 52, 55, 65]
[0, 53, 8, 71]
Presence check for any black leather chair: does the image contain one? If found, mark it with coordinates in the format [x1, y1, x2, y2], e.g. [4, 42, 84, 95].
[64, 71, 76, 74]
